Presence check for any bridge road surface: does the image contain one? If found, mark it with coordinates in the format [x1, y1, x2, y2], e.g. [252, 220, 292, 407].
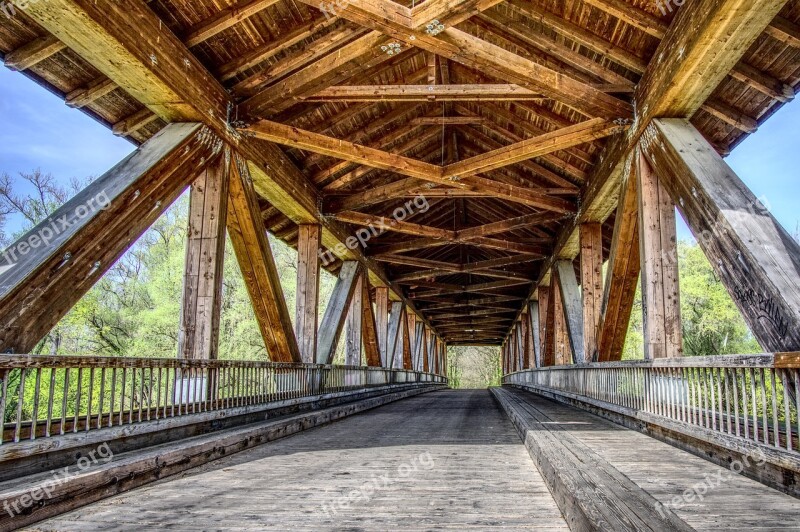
[27, 389, 569, 531]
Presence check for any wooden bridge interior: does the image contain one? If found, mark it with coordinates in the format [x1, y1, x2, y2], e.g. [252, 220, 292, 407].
[1, 0, 800, 529]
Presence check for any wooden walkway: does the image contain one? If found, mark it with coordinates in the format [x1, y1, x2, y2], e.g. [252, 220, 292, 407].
[494, 387, 800, 531]
[27, 390, 568, 531]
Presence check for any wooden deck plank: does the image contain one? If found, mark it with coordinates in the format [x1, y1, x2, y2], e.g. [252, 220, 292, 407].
[27, 390, 568, 531]
[496, 387, 800, 532]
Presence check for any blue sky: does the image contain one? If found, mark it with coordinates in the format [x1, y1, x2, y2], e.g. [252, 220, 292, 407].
[0, 66, 797, 238]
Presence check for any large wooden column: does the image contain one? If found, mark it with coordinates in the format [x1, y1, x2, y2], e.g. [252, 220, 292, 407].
[0, 124, 215, 354]
[345, 274, 363, 366]
[405, 310, 416, 370]
[228, 155, 302, 363]
[422, 326, 430, 372]
[178, 154, 229, 360]
[375, 286, 389, 366]
[520, 311, 532, 369]
[296, 224, 321, 363]
[316, 261, 361, 364]
[415, 320, 425, 371]
[538, 286, 552, 366]
[547, 275, 571, 365]
[597, 163, 640, 362]
[528, 300, 542, 368]
[387, 301, 404, 368]
[427, 327, 436, 372]
[359, 273, 382, 366]
[636, 150, 682, 359]
[642, 119, 800, 351]
[555, 260, 585, 363]
[580, 223, 603, 362]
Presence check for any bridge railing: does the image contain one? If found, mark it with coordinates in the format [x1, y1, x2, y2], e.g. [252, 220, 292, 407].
[0, 354, 446, 444]
[504, 354, 799, 455]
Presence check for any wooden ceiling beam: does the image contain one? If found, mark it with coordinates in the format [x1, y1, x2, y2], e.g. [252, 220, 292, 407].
[476, 11, 636, 88]
[4, 35, 66, 71]
[411, 116, 488, 126]
[233, 27, 370, 96]
[288, 0, 633, 120]
[244, 119, 445, 182]
[332, 211, 457, 240]
[455, 212, 566, 240]
[184, 0, 283, 47]
[462, 102, 598, 166]
[217, 16, 338, 81]
[506, 0, 647, 74]
[241, 30, 393, 115]
[458, 121, 587, 184]
[444, 118, 626, 178]
[580, 0, 667, 39]
[303, 84, 547, 102]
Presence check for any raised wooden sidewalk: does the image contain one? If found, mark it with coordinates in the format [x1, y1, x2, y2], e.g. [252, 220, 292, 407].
[492, 386, 800, 531]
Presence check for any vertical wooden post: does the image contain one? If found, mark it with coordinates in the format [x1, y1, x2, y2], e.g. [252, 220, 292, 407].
[555, 260, 585, 364]
[402, 308, 413, 370]
[387, 301, 404, 368]
[529, 300, 542, 368]
[597, 160, 640, 362]
[375, 287, 389, 366]
[548, 275, 570, 365]
[345, 274, 363, 366]
[316, 261, 361, 364]
[406, 310, 416, 370]
[637, 150, 683, 359]
[422, 326, 430, 373]
[520, 313, 531, 369]
[359, 273, 382, 366]
[296, 224, 321, 363]
[580, 223, 603, 362]
[414, 320, 425, 371]
[539, 285, 553, 366]
[427, 328, 436, 372]
[441, 341, 447, 376]
[179, 154, 229, 360]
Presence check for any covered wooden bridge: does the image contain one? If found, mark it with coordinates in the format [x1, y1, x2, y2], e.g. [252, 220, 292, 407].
[1, 0, 800, 529]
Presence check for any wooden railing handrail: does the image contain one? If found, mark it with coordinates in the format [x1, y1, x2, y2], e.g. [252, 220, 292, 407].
[0, 354, 439, 374]
[505, 353, 786, 373]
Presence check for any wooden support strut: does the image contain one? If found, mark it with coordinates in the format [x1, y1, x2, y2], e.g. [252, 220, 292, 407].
[345, 273, 363, 366]
[579, 223, 604, 362]
[0, 124, 218, 354]
[296, 225, 321, 363]
[636, 150, 682, 359]
[317, 261, 362, 364]
[227, 154, 303, 363]
[597, 158, 640, 362]
[359, 272, 382, 366]
[178, 151, 230, 360]
[641, 119, 800, 352]
[555, 260, 585, 364]
[375, 286, 390, 366]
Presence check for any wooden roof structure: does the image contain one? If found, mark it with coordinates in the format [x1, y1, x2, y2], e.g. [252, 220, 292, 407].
[1, 0, 799, 346]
